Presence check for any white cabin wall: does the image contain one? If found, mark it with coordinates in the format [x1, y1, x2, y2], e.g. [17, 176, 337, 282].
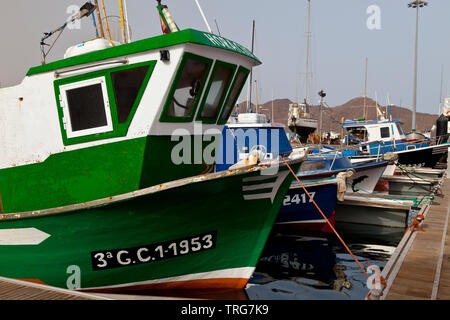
[0, 74, 64, 169]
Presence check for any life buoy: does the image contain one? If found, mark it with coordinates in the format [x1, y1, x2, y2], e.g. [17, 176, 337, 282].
[446, 110, 450, 117]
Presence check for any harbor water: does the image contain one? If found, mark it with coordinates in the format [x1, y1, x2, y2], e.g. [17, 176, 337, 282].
[126, 221, 404, 300]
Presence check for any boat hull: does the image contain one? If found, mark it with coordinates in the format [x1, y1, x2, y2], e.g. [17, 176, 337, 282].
[277, 180, 337, 233]
[395, 143, 448, 168]
[288, 120, 318, 143]
[0, 163, 300, 292]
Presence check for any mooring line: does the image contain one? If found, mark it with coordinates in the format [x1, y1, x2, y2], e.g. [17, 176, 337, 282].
[282, 158, 370, 279]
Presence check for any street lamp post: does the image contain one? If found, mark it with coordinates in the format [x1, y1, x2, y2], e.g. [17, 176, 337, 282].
[408, 0, 428, 132]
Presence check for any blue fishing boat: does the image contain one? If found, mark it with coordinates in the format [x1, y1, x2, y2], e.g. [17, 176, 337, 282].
[340, 108, 449, 167]
[216, 113, 390, 233]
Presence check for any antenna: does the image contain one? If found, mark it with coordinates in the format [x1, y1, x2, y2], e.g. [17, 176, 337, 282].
[304, 0, 311, 104]
[194, 0, 213, 33]
[40, 2, 96, 64]
[214, 19, 222, 36]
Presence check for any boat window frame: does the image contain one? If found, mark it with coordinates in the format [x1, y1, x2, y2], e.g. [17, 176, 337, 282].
[54, 60, 157, 145]
[217, 66, 250, 125]
[59, 76, 113, 139]
[195, 60, 237, 124]
[159, 52, 213, 123]
[380, 126, 390, 139]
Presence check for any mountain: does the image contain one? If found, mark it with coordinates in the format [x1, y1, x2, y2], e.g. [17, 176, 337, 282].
[237, 97, 439, 134]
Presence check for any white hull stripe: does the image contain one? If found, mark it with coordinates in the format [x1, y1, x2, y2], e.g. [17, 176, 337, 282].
[0, 228, 50, 245]
[243, 171, 289, 203]
[82, 267, 255, 291]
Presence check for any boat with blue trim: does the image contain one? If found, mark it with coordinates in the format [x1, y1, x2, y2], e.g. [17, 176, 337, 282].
[216, 112, 390, 233]
[340, 108, 449, 167]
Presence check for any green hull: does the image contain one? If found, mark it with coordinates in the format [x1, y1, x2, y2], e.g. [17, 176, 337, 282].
[0, 162, 300, 292]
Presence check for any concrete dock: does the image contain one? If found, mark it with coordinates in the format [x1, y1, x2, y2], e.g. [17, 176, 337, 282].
[369, 177, 450, 300]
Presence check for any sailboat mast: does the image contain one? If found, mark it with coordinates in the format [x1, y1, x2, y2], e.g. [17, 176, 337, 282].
[304, 0, 311, 104]
[363, 57, 368, 119]
[247, 20, 256, 112]
[440, 64, 444, 112]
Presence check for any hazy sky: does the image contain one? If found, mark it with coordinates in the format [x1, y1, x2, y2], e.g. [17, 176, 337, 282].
[1, 0, 449, 115]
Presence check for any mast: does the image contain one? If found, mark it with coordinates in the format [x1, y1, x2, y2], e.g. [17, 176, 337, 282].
[119, 0, 127, 43]
[440, 64, 444, 113]
[363, 57, 368, 119]
[100, 0, 112, 41]
[123, 0, 132, 42]
[94, 0, 105, 38]
[304, 0, 311, 104]
[247, 20, 256, 112]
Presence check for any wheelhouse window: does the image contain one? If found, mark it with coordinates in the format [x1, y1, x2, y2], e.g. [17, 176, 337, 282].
[380, 127, 390, 138]
[218, 68, 249, 124]
[197, 61, 236, 122]
[299, 160, 325, 172]
[59, 77, 113, 138]
[396, 123, 404, 135]
[111, 66, 150, 123]
[161, 53, 212, 122]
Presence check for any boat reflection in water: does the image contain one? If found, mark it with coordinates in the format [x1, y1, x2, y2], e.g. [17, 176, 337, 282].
[246, 229, 400, 300]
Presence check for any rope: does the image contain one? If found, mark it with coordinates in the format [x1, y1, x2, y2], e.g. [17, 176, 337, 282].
[404, 213, 425, 235]
[282, 158, 371, 278]
[396, 164, 437, 185]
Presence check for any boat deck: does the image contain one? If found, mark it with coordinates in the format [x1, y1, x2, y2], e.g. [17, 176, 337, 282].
[369, 178, 450, 299]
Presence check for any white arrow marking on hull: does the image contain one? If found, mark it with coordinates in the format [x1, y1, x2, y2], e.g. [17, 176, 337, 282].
[0, 228, 50, 245]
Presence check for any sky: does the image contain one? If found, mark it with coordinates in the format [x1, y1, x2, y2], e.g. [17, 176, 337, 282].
[1, 0, 449, 115]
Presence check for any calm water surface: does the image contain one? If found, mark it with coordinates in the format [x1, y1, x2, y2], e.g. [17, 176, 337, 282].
[246, 222, 404, 300]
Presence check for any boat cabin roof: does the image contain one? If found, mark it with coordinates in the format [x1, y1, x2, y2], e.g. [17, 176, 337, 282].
[341, 118, 403, 129]
[27, 29, 261, 77]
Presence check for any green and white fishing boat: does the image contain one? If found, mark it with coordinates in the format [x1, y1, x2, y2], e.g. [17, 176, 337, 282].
[0, 1, 304, 292]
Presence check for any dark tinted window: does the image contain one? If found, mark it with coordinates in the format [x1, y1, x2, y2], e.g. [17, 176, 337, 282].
[200, 65, 234, 119]
[380, 127, 390, 138]
[167, 58, 209, 118]
[300, 160, 325, 172]
[220, 71, 248, 122]
[66, 84, 107, 131]
[111, 66, 149, 123]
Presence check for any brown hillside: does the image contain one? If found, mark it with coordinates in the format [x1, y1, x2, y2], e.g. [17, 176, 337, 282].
[237, 97, 439, 134]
